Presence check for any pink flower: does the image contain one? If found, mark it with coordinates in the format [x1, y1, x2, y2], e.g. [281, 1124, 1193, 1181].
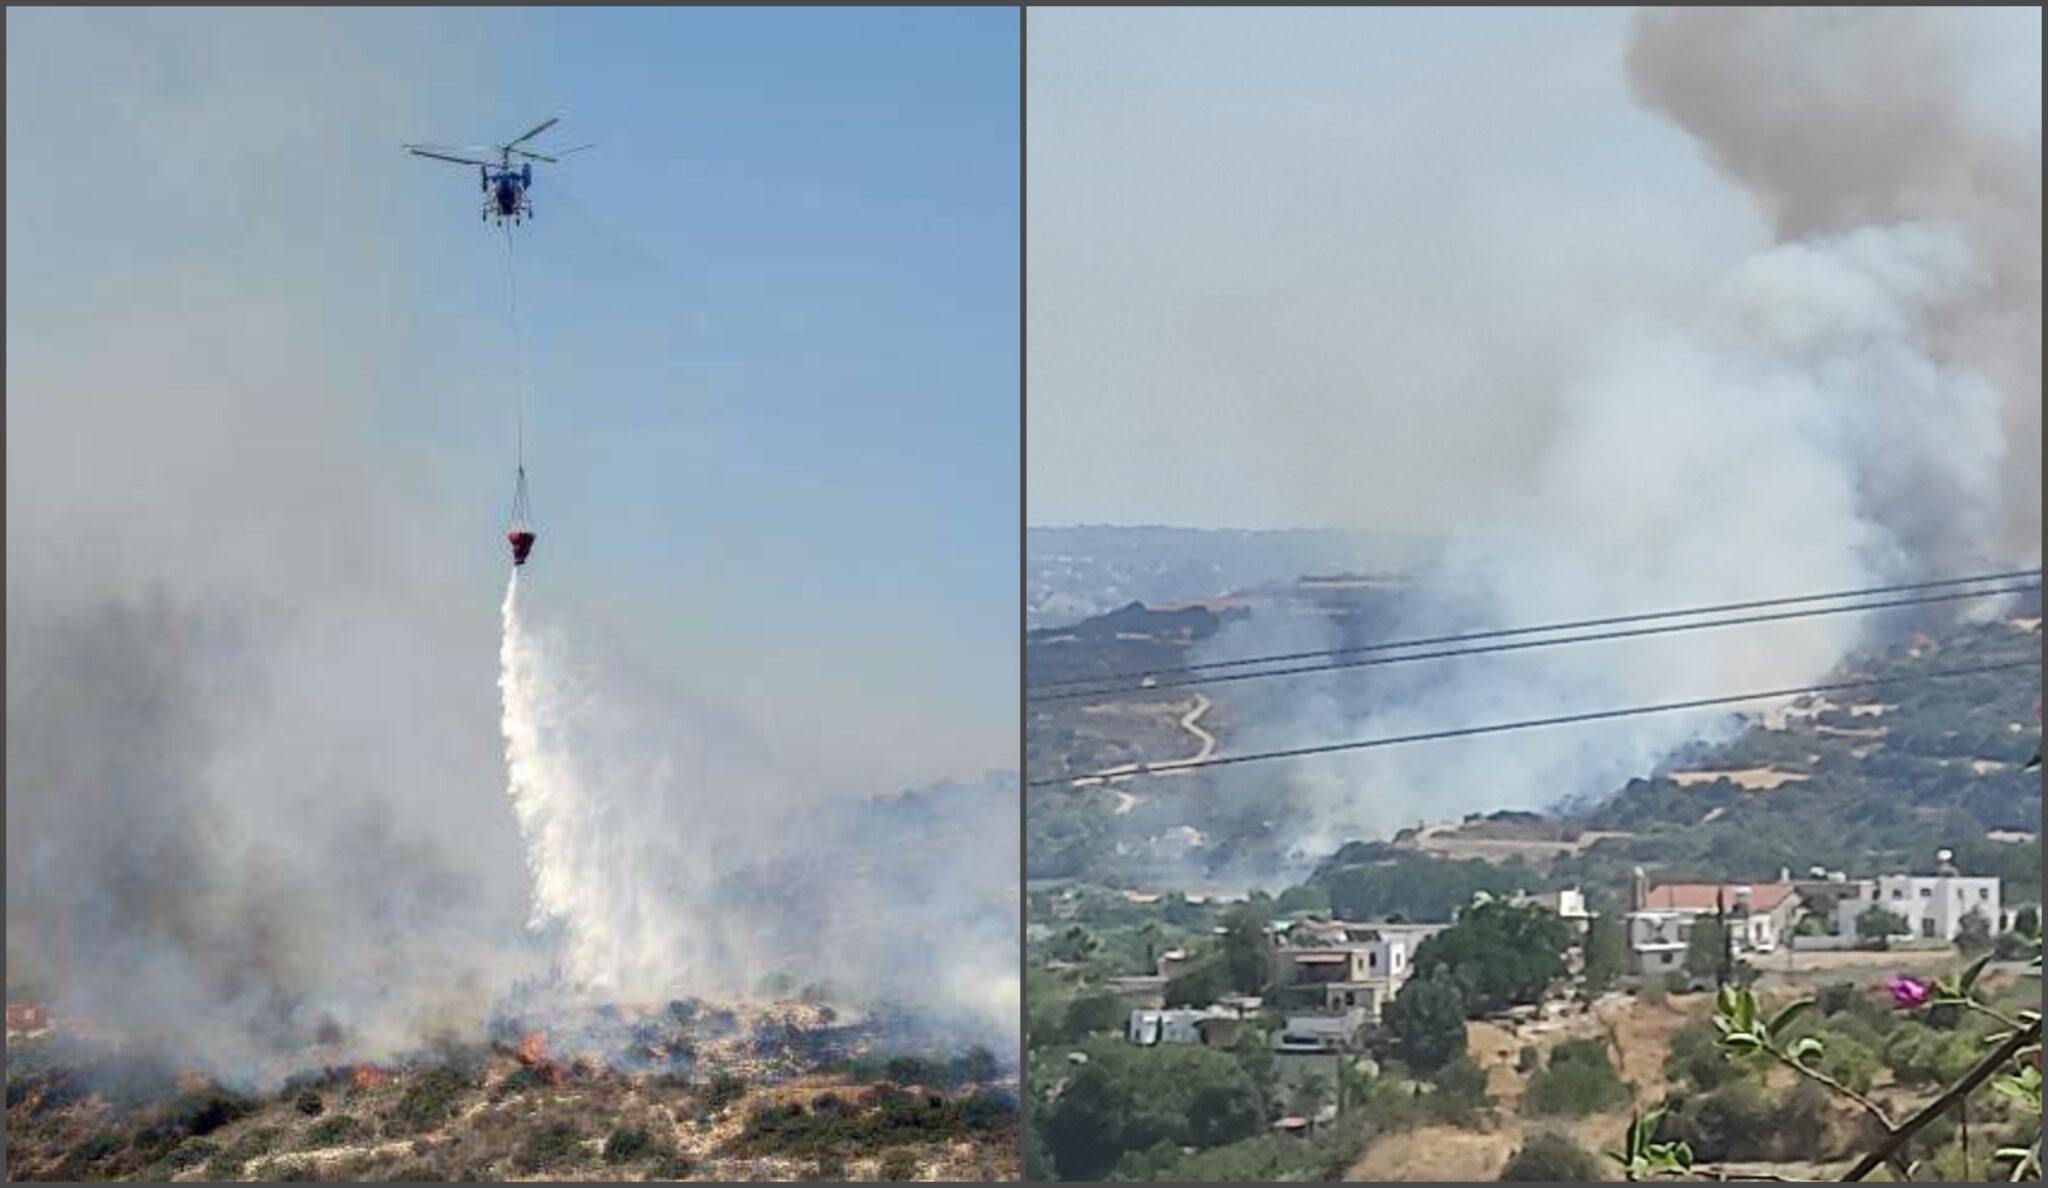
[1885, 975, 1930, 1010]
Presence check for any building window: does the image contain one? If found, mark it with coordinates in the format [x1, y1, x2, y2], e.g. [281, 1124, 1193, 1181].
[1369, 953, 1378, 970]
[1922, 918, 1937, 939]
[1980, 889, 1991, 900]
[1919, 888, 1932, 898]
[1892, 889, 1905, 900]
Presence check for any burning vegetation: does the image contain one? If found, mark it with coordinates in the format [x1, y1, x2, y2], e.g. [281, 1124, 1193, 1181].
[4, 996, 1019, 1182]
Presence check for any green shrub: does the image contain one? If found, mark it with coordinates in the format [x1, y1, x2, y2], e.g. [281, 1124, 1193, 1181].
[704, 1071, 748, 1114]
[513, 1122, 586, 1174]
[303, 1114, 364, 1147]
[1500, 1130, 1605, 1181]
[601, 1125, 658, 1165]
[1426, 1056, 1492, 1126]
[294, 1090, 325, 1117]
[1816, 1032, 1879, 1095]
[879, 1148, 922, 1180]
[1524, 1040, 1629, 1118]
[393, 1066, 473, 1133]
[166, 1139, 221, 1171]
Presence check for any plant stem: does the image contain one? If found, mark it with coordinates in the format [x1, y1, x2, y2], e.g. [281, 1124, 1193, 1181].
[1771, 1047, 1895, 1130]
[1841, 1017, 2042, 1182]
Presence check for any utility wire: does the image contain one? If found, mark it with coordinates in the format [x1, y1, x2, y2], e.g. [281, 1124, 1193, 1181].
[1027, 658, 2041, 788]
[1029, 578, 2040, 704]
[1028, 568, 2044, 694]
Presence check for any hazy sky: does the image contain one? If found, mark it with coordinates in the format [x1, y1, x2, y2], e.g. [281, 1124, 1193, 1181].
[8, 7, 1020, 788]
[1025, 5, 2040, 533]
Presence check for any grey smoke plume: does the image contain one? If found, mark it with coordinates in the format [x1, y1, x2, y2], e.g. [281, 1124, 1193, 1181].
[1628, 5, 2041, 563]
[7, 8, 1016, 1083]
[1197, 6, 2040, 857]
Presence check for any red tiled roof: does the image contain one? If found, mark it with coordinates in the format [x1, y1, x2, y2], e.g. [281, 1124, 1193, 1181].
[1645, 883, 1799, 913]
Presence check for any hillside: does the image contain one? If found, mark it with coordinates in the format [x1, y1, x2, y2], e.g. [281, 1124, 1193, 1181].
[1027, 591, 2042, 902]
[5, 1001, 1018, 1182]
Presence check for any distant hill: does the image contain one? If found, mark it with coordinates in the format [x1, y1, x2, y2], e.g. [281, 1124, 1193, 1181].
[1028, 594, 2042, 905]
[1026, 525, 1434, 630]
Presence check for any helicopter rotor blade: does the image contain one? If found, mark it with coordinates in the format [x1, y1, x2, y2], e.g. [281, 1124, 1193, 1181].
[557, 143, 596, 157]
[406, 145, 496, 167]
[505, 117, 560, 149]
[507, 148, 558, 164]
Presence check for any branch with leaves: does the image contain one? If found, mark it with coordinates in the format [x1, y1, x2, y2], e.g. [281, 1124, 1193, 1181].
[1704, 943, 2042, 1184]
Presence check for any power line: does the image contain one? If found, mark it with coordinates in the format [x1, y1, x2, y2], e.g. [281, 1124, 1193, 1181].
[1027, 568, 2043, 694]
[1027, 658, 2041, 788]
[1027, 580, 2039, 704]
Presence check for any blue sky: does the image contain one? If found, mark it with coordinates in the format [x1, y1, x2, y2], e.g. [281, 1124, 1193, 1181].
[9, 7, 1020, 791]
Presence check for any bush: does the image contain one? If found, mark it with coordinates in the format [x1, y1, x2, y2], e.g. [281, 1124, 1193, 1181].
[1500, 1130, 1605, 1181]
[1956, 908, 1995, 956]
[879, 1149, 921, 1180]
[704, 1072, 749, 1114]
[513, 1122, 586, 1174]
[1816, 1032, 1879, 1095]
[303, 1114, 364, 1147]
[165, 1139, 221, 1171]
[173, 1085, 257, 1136]
[651, 1152, 697, 1178]
[1523, 1040, 1629, 1118]
[294, 1090, 325, 1117]
[1427, 1057, 1492, 1126]
[602, 1125, 658, 1165]
[1664, 1080, 1776, 1162]
[1666, 1020, 1753, 1091]
[393, 1066, 473, 1133]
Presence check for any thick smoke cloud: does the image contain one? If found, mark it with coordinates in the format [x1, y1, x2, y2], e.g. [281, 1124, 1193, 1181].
[1187, 6, 2041, 859]
[1629, 5, 2041, 562]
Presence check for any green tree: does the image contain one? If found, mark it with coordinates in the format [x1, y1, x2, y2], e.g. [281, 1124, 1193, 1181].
[1683, 916, 1727, 982]
[1955, 907, 1994, 956]
[1041, 1043, 1264, 1182]
[1064, 992, 1127, 1039]
[1856, 905, 1909, 949]
[1219, 907, 1277, 995]
[1384, 971, 1468, 1075]
[1412, 897, 1573, 1014]
[1052, 926, 1100, 964]
[1582, 912, 1625, 995]
[1163, 958, 1232, 1008]
[2015, 904, 2040, 939]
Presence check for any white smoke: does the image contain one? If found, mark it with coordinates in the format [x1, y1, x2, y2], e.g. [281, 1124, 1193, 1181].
[1201, 8, 2039, 854]
[497, 571, 1018, 1051]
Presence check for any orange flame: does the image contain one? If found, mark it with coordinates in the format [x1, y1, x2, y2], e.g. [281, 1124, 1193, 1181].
[351, 1065, 389, 1090]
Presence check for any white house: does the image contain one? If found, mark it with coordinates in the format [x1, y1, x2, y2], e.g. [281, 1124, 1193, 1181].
[1830, 870, 2000, 945]
[1624, 876, 1804, 973]
[1273, 921, 1447, 1024]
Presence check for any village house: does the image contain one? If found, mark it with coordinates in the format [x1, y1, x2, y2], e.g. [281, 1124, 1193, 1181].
[1804, 851, 2002, 948]
[1623, 867, 1803, 974]
[1270, 919, 1448, 1035]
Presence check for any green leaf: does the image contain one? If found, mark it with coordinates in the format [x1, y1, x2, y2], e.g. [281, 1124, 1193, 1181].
[1721, 1032, 1762, 1055]
[1768, 999, 1813, 1037]
[1959, 952, 1994, 995]
[1789, 1036, 1826, 1065]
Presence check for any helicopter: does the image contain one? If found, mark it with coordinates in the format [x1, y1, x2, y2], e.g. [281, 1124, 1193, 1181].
[404, 117, 591, 226]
